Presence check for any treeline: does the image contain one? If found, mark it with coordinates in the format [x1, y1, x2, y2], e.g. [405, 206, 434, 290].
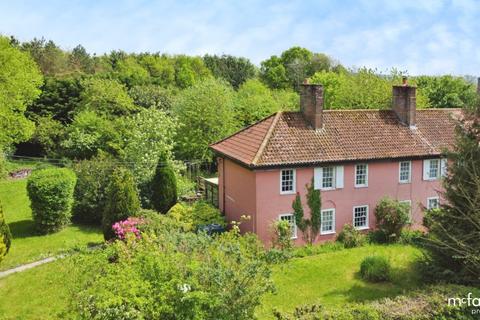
[1, 35, 478, 168]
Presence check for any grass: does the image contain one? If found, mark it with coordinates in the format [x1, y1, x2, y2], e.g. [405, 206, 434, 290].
[0, 177, 103, 271]
[0, 259, 73, 319]
[256, 244, 422, 319]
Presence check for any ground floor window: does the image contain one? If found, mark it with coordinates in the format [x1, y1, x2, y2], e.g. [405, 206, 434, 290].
[427, 197, 440, 209]
[279, 213, 297, 239]
[353, 205, 368, 229]
[320, 209, 335, 234]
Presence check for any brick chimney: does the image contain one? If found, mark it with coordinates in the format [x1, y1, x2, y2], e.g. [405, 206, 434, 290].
[300, 81, 324, 130]
[477, 77, 480, 95]
[392, 77, 416, 128]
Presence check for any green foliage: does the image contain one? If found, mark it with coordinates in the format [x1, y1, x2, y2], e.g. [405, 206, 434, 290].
[417, 75, 477, 109]
[0, 36, 42, 150]
[260, 47, 340, 90]
[337, 224, 366, 248]
[26, 76, 82, 124]
[374, 197, 410, 243]
[69, 227, 273, 320]
[306, 179, 321, 240]
[61, 111, 121, 159]
[167, 201, 225, 232]
[20, 38, 69, 76]
[137, 54, 175, 86]
[112, 55, 150, 87]
[422, 107, 480, 285]
[234, 79, 281, 126]
[151, 161, 177, 213]
[102, 167, 140, 240]
[174, 77, 238, 161]
[271, 219, 293, 251]
[79, 78, 137, 117]
[0, 201, 12, 258]
[203, 54, 257, 89]
[72, 154, 115, 225]
[291, 180, 321, 244]
[360, 256, 391, 282]
[273, 285, 480, 319]
[174, 55, 211, 88]
[398, 229, 424, 246]
[31, 116, 65, 157]
[26, 168, 77, 234]
[120, 108, 176, 187]
[128, 84, 175, 111]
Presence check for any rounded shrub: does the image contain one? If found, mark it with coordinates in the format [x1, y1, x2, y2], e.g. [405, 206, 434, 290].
[337, 224, 365, 248]
[360, 256, 391, 282]
[72, 154, 115, 225]
[166, 201, 225, 232]
[27, 168, 77, 234]
[151, 161, 177, 213]
[102, 167, 140, 240]
[374, 197, 410, 242]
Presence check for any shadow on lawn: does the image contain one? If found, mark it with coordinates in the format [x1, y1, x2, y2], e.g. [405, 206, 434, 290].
[324, 267, 422, 304]
[8, 219, 102, 239]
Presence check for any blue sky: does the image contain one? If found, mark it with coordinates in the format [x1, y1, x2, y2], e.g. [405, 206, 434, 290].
[1, 0, 479, 75]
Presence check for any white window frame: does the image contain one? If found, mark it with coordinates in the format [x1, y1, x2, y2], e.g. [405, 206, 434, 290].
[353, 205, 369, 230]
[354, 164, 368, 188]
[427, 196, 440, 210]
[399, 200, 412, 222]
[424, 159, 440, 181]
[321, 166, 335, 190]
[279, 213, 297, 239]
[280, 169, 296, 195]
[399, 161, 412, 184]
[320, 208, 336, 235]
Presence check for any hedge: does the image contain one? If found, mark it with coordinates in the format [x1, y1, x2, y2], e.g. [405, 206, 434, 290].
[27, 168, 77, 234]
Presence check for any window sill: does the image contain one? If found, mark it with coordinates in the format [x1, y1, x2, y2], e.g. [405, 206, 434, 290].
[354, 185, 368, 188]
[354, 226, 369, 231]
[280, 191, 296, 195]
[399, 181, 411, 184]
[320, 231, 336, 235]
[319, 187, 336, 191]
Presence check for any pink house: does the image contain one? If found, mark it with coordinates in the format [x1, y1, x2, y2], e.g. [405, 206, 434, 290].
[210, 82, 460, 245]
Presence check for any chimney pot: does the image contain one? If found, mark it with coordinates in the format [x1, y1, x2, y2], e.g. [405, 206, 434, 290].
[402, 76, 408, 86]
[300, 82, 324, 130]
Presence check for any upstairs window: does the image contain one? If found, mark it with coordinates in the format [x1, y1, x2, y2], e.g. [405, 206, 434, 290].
[280, 169, 296, 194]
[399, 161, 411, 183]
[279, 214, 297, 239]
[355, 164, 368, 187]
[423, 159, 445, 180]
[320, 209, 335, 235]
[322, 166, 334, 189]
[353, 205, 369, 230]
[314, 166, 344, 190]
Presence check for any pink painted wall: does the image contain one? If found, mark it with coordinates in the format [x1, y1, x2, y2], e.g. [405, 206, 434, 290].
[218, 157, 443, 246]
[218, 158, 257, 234]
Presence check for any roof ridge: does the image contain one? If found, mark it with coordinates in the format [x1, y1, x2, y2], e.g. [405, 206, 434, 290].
[209, 113, 277, 148]
[252, 112, 282, 165]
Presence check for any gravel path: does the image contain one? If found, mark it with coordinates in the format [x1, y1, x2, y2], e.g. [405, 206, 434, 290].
[0, 254, 65, 279]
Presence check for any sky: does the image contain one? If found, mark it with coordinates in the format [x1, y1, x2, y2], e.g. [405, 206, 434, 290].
[1, 0, 479, 76]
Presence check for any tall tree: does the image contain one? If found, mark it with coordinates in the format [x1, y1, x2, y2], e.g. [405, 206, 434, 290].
[422, 106, 480, 285]
[0, 36, 43, 151]
[173, 77, 238, 161]
[416, 75, 477, 109]
[20, 38, 69, 76]
[203, 54, 256, 89]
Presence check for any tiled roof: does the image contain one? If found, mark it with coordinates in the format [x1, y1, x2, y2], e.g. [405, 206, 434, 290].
[210, 109, 462, 168]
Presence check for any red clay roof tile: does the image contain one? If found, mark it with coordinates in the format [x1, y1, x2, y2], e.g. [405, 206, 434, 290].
[210, 109, 461, 168]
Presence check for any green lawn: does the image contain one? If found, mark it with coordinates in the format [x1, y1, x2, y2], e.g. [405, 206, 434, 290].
[256, 244, 422, 319]
[0, 259, 72, 319]
[0, 178, 103, 271]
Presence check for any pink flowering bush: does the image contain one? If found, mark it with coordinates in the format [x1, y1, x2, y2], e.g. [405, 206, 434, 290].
[112, 217, 144, 240]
